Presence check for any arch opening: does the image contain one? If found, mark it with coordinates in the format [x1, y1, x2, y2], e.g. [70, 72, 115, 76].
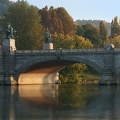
[59, 63, 100, 84]
[16, 57, 102, 85]
[17, 60, 74, 84]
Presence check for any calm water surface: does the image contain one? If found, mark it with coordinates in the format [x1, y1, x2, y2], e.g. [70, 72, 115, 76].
[0, 84, 120, 120]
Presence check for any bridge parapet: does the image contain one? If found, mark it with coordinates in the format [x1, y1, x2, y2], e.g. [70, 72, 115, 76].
[16, 48, 120, 54]
[16, 48, 106, 54]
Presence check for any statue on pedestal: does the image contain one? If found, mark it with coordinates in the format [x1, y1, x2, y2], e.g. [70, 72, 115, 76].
[5, 23, 16, 39]
[45, 28, 52, 43]
[43, 28, 53, 49]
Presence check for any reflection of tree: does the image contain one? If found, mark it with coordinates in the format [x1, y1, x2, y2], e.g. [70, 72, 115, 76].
[57, 84, 99, 108]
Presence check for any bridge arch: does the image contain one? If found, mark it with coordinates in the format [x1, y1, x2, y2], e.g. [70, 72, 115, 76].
[15, 56, 103, 84]
[61, 56, 103, 74]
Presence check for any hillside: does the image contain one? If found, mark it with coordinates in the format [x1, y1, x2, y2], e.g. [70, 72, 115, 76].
[0, 0, 12, 15]
[75, 19, 111, 36]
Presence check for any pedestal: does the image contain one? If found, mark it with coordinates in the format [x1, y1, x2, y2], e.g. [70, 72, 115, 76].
[3, 38, 16, 54]
[43, 43, 53, 50]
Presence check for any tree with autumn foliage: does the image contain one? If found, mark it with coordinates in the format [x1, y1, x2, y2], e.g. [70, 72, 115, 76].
[39, 6, 76, 36]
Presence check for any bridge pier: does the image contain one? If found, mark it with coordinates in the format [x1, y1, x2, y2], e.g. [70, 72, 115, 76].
[99, 79, 117, 85]
[2, 37, 17, 85]
[98, 52, 117, 85]
[3, 74, 17, 85]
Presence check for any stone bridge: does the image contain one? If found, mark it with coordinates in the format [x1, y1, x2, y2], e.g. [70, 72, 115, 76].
[1, 38, 120, 85]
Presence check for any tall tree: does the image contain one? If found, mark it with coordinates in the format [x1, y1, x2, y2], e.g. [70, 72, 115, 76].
[56, 7, 76, 36]
[81, 24, 100, 47]
[39, 6, 51, 29]
[39, 6, 76, 36]
[111, 16, 120, 37]
[99, 20, 108, 47]
[76, 25, 84, 36]
[0, 1, 44, 50]
[49, 6, 64, 34]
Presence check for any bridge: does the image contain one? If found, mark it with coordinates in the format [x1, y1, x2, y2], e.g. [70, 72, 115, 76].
[1, 37, 120, 85]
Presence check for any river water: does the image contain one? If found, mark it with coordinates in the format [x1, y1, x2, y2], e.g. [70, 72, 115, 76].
[0, 84, 120, 120]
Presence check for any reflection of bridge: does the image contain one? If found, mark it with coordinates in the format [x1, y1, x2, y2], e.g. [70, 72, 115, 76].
[1, 38, 120, 85]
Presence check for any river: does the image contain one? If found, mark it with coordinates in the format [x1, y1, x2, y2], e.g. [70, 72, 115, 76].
[0, 84, 120, 120]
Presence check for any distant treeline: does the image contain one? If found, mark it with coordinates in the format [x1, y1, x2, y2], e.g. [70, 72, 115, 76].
[75, 20, 111, 36]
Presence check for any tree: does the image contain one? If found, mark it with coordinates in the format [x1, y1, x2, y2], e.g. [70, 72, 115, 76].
[99, 20, 108, 47]
[0, 1, 44, 50]
[59, 63, 87, 83]
[110, 36, 120, 48]
[56, 7, 76, 36]
[39, 6, 76, 36]
[76, 25, 84, 36]
[38, 6, 51, 29]
[52, 34, 93, 49]
[111, 16, 120, 37]
[82, 24, 100, 47]
[49, 6, 64, 34]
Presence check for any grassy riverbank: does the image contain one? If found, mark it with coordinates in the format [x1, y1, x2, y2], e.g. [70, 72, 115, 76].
[80, 68, 100, 83]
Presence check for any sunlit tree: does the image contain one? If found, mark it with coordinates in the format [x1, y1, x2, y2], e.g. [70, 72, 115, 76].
[99, 20, 108, 47]
[111, 16, 120, 37]
[39, 6, 76, 36]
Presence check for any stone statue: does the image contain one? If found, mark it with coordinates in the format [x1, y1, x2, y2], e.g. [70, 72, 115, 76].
[45, 28, 52, 43]
[5, 23, 16, 39]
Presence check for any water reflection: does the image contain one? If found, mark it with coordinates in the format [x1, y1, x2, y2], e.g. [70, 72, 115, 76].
[58, 84, 99, 108]
[18, 85, 59, 108]
[0, 84, 120, 120]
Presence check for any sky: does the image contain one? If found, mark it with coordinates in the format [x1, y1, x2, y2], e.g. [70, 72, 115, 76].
[10, 0, 120, 22]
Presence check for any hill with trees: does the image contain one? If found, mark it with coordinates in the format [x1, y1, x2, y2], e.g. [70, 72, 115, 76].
[75, 19, 111, 36]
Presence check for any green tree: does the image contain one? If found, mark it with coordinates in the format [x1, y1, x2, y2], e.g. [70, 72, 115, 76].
[99, 20, 108, 47]
[110, 36, 120, 48]
[76, 24, 101, 47]
[83, 24, 100, 47]
[59, 63, 87, 83]
[0, 1, 44, 49]
[52, 34, 93, 49]
[111, 16, 120, 37]
[76, 25, 84, 36]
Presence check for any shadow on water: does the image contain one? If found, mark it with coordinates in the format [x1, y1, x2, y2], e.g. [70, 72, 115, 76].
[0, 84, 120, 120]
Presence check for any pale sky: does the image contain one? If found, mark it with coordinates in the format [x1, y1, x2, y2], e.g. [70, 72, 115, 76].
[10, 0, 120, 22]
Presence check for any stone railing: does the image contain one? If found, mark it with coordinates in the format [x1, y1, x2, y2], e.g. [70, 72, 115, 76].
[16, 48, 106, 54]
